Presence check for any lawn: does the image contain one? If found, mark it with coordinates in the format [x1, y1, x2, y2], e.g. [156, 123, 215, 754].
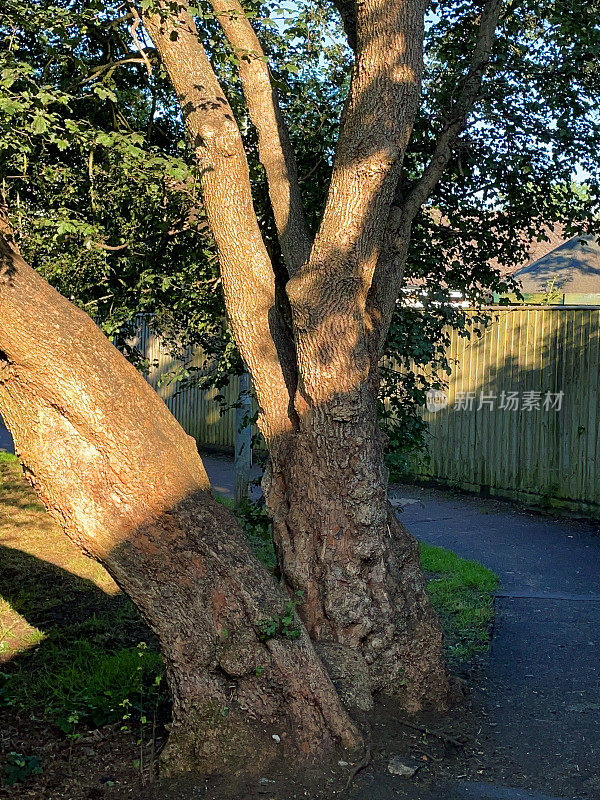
[0, 451, 498, 795]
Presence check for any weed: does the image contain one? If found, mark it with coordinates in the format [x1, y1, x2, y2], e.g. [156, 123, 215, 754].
[1, 752, 42, 787]
[256, 592, 303, 642]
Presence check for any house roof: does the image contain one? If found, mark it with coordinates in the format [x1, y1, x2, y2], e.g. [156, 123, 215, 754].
[513, 235, 600, 294]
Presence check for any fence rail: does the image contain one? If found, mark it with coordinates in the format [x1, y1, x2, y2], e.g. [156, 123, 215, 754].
[136, 308, 600, 517]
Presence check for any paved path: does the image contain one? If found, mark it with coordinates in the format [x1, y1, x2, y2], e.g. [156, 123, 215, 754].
[0, 418, 13, 453]
[354, 484, 600, 800]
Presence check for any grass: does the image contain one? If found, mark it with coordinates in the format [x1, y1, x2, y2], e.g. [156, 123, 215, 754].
[1, 642, 164, 731]
[0, 451, 167, 735]
[420, 541, 499, 662]
[0, 451, 497, 742]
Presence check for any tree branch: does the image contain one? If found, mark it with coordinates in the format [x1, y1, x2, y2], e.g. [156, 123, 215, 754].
[300, 0, 428, 300]
[367, 0, 505, 352]
[398, 0, 504, 227]
[79, 51, 158, 85]
[330, 0, 356, 51]
[207, 0, 312, 275]
[142, 1, 297, 443]
[128, 4, 153, 75]
[283, 0, 429, 406]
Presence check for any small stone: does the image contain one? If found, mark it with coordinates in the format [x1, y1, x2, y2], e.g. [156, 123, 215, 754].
[272, 734, 281, 743]
[338, 760, 349, 767]
[387, 756, 419, 778]
[258, 778, 275, 794]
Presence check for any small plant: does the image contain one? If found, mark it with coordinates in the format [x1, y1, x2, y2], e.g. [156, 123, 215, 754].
[256, 592, 303, 642]
[1, 752, 42, 787]
[541, 275, 564, 305]
[66, 711, 81, 773]
[217, 496, 276, 570]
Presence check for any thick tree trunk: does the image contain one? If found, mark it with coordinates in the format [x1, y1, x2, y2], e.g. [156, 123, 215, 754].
[0, 237, 362, 784]
[264, 377, 451, 713]
[143, 0, 453, 716]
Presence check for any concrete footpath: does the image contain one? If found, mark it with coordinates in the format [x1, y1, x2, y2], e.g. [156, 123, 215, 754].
[355, 484, 600, 800]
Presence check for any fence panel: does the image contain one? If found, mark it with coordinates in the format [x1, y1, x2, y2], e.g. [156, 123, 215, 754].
[134, 320, 241, 450]
[409, 307, 600, 515]
[135, 309, 600, 516]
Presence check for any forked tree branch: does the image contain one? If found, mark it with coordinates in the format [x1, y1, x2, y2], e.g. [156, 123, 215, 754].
[297, 0, 428, 308]
[398, 0, 504, 226]
[208, 0, 312, 275]
[142, 2, 296, 443]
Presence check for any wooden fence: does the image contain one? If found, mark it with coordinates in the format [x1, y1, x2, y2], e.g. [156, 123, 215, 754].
[406, 307, 600, 515]
[136, 308, 600, 516]
[134, 320, 248, 450]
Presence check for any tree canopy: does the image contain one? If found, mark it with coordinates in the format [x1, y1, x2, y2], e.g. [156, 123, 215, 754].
[1, 0, 598, 431]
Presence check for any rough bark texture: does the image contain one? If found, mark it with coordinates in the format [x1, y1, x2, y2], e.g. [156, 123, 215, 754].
[143, 0, 455, 712]
[207, 0, 312, 274]
[0, 237, 362, 780]
[263, 381, 450, 713]
[142, 7, 296, 450]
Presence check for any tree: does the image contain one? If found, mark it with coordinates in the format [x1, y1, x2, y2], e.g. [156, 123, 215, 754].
[137, 0, 504, 712]
[1, 0, 599, 789]
[0, 221, 361, 787]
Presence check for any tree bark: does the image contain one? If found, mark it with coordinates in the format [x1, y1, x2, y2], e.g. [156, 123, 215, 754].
[263, 373, 451, 713]
[143, 0, 454, 712]
[0, 237, 363, 782]
[142, 6, 297, 451]
[207, 0, 312, 274]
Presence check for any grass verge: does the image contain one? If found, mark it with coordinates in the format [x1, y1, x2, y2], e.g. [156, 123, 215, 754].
[420, 540, 498, 663]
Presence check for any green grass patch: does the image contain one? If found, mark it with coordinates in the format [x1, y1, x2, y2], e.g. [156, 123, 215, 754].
[420, 541, 498, 663]
[1, 641, 164, 732]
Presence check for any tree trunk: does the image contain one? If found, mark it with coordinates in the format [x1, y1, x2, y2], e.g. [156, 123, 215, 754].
[0, 237, 362, 784]
[143, 0, 453, 716]
[264, 376, 451, 713]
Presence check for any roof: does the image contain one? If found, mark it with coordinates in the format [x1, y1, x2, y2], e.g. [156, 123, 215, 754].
[513, 235, 600, 294]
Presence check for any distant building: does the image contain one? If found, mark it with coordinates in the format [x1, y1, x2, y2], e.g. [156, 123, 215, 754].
[508, 235, 600, 305]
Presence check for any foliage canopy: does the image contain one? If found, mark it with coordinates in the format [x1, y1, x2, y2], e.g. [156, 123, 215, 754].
[1, 0, 598, 461]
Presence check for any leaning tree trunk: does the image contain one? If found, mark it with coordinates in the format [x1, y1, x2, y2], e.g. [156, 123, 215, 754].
[0, 236, 363, 785]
